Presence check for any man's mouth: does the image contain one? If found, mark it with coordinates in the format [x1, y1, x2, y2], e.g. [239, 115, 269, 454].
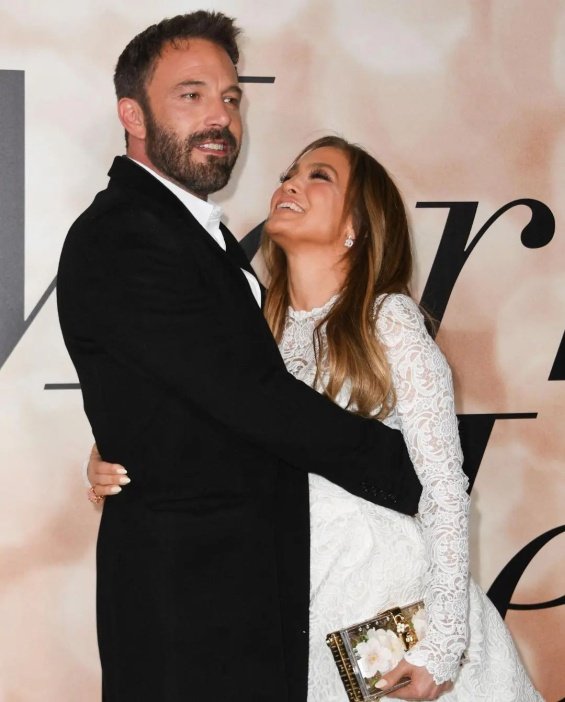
[195, 141, 229, 155]
[188, 128, 238, 159]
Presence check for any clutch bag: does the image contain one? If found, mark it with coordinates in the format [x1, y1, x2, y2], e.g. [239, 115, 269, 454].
[326, 601, 425, 701]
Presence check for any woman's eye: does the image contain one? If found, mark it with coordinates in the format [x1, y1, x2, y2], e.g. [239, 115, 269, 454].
[310, 169, 331, 181]
[279, 172, 290, 183]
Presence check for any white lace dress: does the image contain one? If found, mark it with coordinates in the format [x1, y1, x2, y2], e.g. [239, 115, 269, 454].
[278, 293, 542, 702]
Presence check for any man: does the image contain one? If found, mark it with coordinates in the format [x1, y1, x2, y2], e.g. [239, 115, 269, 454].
[57, 11, 421, 701]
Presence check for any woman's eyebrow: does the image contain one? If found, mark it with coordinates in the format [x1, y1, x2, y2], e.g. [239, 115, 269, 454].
[308, 162, 339, 177]
[282, 163, 297, 178]
[283, 161, 338, 180]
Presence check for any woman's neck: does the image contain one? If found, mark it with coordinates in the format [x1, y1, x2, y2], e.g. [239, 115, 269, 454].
[286, 250, 347, 312]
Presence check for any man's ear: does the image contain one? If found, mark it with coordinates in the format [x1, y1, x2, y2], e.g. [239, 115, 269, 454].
[117, 98, 146, 141]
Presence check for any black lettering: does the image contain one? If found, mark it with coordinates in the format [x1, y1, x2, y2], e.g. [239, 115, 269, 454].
[487, 525, 565, 618]
[457, 413, 536, 491]
[417, 200, 555, 336]
[549, 331, 565, 380]
[0, 70, 56, 370]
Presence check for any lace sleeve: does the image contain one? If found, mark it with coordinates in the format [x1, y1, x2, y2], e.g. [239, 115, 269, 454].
[376, 294, 469, 684]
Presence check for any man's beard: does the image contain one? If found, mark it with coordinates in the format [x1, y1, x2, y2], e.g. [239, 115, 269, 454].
[143, 107, 239, 197]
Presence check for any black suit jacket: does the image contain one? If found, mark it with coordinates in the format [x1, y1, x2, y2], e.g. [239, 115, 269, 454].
[57, 156, 421, 701]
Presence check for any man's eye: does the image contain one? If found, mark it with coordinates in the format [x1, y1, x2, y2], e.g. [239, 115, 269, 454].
[224, 96, 240, 106]
[182, 92, 199, 100]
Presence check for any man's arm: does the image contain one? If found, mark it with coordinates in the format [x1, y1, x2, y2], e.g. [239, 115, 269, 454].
[59, 212, 421, 514]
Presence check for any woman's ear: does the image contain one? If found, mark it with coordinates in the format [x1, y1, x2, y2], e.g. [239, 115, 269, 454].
[117, 98, 146, 141]
[342, 216, 356, 248]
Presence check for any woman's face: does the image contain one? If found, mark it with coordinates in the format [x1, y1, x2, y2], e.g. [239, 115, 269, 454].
[264, 146, 352, 253]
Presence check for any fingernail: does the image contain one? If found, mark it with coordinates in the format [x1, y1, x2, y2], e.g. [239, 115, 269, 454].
[116, 467, 127, 475]
[110, 486, 122, 494]
[118, 476, 131, 485]
[375, 679, 388, 689]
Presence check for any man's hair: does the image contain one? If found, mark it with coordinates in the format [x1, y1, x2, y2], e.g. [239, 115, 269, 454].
[114, 11, 240, 103]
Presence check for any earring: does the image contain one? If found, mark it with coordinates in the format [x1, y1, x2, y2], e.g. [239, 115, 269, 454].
[344, 234, 355, 248]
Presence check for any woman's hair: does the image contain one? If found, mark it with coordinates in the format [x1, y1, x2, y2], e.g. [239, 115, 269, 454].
[262, 135, 413, 419]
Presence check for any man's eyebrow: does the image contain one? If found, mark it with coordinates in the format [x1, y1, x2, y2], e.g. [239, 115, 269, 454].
[175, 79, 206, 89]
[225, 83, 243, 98]
[175, 80, 243, 98]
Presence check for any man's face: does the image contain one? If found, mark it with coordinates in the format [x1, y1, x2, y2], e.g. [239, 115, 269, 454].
[141, 38, 242, 197]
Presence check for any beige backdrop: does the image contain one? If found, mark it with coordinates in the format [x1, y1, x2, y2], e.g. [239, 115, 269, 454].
[0, 1, 563, 700]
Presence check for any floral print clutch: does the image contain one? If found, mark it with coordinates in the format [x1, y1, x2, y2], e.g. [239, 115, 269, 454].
[325, 601, 426, 701]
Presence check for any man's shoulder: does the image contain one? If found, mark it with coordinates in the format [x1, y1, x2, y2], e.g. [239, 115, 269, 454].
[58, 187, 199, 287]
[61, 157, 207, 268]
[66, 179, 186, 248]
[63, 188, 137, 255]
[67, 156, 179, 232]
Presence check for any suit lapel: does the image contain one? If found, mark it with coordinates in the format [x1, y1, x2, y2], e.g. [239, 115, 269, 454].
[222, 225, 265, 308]
[221, 225, 252, 272]
[107, 156, 265, 307]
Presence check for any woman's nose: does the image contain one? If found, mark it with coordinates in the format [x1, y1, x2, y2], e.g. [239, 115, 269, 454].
[282, 177, 298, 194]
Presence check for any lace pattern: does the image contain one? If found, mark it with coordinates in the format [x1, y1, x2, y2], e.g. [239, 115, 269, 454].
[279, 294, 542, 699]
[374, 295, 469, 681]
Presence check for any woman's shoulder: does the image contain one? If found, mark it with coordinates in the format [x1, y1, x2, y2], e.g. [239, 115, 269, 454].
[375, 293, 448, 368]
[375, 293, 426, 332]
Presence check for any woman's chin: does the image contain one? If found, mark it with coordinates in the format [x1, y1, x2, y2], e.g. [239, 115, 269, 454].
[263, 220, 287, 242]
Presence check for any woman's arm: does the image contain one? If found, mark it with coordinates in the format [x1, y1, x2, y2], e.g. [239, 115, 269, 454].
[377, 294, 469, 685]
[85, 444, 129, 500]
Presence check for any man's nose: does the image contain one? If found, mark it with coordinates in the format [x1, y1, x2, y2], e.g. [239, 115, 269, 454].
[204, 98, 231, 128]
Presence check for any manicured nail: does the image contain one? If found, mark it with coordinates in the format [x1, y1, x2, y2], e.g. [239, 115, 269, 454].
[110, 486, 122, 494]
[119, 476, 131, 485]
[116, 467, 127, 475]
[375, 679, 388, 689]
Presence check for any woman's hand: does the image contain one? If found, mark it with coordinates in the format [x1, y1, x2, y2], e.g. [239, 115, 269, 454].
[378, 659, 453, 700]
[87, 444, 130, 498]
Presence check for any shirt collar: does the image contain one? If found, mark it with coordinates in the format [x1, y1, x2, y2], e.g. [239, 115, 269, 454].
[129, 157, 223, 235]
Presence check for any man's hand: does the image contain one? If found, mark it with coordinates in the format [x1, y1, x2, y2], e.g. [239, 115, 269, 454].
[87, 443, 130, 498]
[378, 659, 453, 700]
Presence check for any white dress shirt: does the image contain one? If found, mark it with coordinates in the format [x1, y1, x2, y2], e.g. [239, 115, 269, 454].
[130, 159, 261, 307]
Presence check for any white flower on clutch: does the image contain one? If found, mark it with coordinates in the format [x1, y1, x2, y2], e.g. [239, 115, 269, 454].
[411, 608, 427, 641]
[355, 628, 405, 679]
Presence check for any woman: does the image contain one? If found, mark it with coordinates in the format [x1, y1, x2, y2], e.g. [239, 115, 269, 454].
[88, 136, 542, 701]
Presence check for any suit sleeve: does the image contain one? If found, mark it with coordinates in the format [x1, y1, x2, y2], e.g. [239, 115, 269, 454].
[64, 212, 421, 514]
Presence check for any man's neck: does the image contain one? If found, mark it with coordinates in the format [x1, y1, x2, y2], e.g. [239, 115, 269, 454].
[125, 149, 208, 201]
[126, 156, 220, 239]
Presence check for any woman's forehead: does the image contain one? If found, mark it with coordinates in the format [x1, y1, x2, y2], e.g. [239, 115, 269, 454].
[288, 146, 350, 175]
[299, 145, 343, 163]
